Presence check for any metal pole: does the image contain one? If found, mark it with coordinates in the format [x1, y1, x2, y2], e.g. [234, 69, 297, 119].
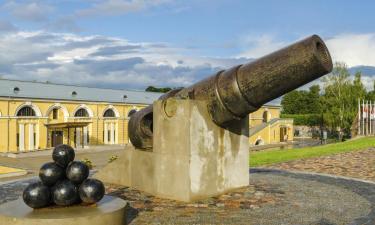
[358, 98, 361, 135]
[367, 100, 369, 135]
[370, 101, 372, 135]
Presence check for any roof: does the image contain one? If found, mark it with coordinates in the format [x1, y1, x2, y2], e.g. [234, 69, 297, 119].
[0, 78, 282, 107]
[0, 79, 163, 105]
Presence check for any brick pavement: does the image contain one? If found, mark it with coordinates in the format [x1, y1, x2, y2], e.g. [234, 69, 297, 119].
[267, 148, 375, 182]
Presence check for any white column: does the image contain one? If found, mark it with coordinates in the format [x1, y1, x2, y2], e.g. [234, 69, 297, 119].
[76, 128, 81, 147]
[19, 124, 25, 152]
[29, 124, 34, 150]
[83, 126, 88, 147]
[110, 123, 115, 144]
[104, 122, 108, 144]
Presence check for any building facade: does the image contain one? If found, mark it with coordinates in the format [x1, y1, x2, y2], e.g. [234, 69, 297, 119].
[0, 79, 162, 153]
[249, 105, 294, 146]
[0, 79, 293, 153]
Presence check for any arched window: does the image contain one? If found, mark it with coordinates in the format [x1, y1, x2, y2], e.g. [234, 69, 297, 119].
[128, 109, 137, 118]
[103, 109, 115, 118]
[17, 106, 36, 117]
[262, 111, 268, 123]
[75, 108, 89, 117]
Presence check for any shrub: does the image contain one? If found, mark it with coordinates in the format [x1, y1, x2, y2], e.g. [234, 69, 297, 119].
[108, 155, 119, 163]
[81, 158, 93, 169]
[281, 114, 323, 126]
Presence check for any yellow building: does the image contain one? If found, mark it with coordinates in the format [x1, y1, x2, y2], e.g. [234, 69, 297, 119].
[249, 105, 294, 146]
[0, 79, 292, 153]
[0, 79, 163, 153]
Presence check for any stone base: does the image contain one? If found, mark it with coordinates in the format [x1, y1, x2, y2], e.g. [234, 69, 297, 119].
[96, 100, 249, 202]
[0, 196, 127, 225]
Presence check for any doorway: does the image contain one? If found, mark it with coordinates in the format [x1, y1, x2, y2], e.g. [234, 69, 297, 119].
[52, 131, 63, 147]
[280, 127, 288, 142]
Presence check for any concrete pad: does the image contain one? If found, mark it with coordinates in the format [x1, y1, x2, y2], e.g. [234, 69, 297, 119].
[0, 195, 127, 225]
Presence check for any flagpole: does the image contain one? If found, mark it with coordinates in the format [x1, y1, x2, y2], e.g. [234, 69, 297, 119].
[358, 98, 361, 135]
[370, 101, 372, 135]
[367, 100, 369, 135]
[363, 99, 365, 136]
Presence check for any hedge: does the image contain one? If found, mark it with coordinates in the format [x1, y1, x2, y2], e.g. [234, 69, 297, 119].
[281, 114, 323, 126]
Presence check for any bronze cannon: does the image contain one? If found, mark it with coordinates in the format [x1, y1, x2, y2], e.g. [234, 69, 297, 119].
[129, 35, 333, 149]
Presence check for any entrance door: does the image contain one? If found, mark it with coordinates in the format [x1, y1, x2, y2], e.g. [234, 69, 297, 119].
[52, 131, 63, 147]
[280, 127, 287, 142]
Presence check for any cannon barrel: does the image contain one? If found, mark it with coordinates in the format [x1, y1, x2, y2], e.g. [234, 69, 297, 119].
[129, 35, 333, 149]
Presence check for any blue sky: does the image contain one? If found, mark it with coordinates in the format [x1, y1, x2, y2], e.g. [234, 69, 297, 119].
[0, 0, 374, 90]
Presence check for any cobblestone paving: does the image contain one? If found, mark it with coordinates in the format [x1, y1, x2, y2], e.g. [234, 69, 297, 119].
[1, 170, 375, 224]
[268, 148, 375, 182]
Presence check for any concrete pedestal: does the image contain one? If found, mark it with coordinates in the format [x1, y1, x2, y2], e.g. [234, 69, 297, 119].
[96, 100, 249, 202]
[0, 196, 127, 225]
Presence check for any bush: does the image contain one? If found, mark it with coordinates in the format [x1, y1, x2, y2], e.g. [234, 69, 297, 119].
[108, 155, 119, 163]
[81, 158, 93, 169]
[281, 114, 323, 126]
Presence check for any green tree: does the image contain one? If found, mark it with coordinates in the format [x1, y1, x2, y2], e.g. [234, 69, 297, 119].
[145, 86, 172, 93]
[321, 62, 366, 137]
[281, 85, 321, 114]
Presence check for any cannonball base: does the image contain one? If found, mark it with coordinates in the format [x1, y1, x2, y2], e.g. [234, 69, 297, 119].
[0, 195, 127, 225]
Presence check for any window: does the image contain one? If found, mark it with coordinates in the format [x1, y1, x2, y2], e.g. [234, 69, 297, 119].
[103, 109, 115, 118]
[75, 108, 89, 117]
[72, 91, 77, 97]
[262, 111, 268, 123]
[17, 106, 36, 117]
[128, 109, 137, 118]
[87, 130, 90, 144]
[53, 108, 58, 120]
[108, 130, 111, 142]
[16, 133, 19, 147]
[13, 87, 20, 94]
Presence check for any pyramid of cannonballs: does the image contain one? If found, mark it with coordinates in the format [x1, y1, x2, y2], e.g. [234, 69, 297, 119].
[23, 144, 105, 209]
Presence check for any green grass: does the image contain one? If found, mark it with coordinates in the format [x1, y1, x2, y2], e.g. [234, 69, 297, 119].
[250, 137, 375, 167]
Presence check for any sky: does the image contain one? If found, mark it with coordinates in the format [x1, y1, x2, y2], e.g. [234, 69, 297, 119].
[0, 0, 375, 91]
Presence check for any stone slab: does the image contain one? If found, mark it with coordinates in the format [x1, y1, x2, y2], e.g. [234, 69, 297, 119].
[0, 195, 127, 225]
[96, 100, 249, 202]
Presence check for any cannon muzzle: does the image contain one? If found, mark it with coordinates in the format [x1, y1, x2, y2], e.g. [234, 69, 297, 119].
[129, 35, 333, 149]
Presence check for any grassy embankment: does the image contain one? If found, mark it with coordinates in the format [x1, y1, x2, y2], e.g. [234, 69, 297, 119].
[250, 136, 375, 167]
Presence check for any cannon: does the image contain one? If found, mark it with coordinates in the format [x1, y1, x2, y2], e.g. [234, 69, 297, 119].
[129, 35, 333, 149]
[96, 34, 332, 202]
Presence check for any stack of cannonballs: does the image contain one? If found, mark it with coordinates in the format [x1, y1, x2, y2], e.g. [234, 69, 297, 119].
[23, 144, 105, 209]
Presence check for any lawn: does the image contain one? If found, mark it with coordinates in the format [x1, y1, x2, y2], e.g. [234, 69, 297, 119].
[250, 137, 375, 167]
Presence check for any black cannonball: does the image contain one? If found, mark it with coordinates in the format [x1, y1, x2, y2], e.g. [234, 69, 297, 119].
[23, 181, 51, 209]
[52, 144, 75, 168]
[52, 179, 79, 206]
[66, 161, 89, 184]
[79, 179, 105, 204]
[39, 162, 65, 186]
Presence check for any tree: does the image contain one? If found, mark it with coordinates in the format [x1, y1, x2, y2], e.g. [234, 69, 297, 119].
[145, 86, 172, 93]
[281, 85, 321, 114]
[321, 62, 366, 137]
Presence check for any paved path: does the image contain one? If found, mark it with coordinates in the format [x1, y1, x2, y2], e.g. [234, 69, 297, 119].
[268, 148, 375, 182]
[2, 170, 374, 225]
[0, 148, 124, 182]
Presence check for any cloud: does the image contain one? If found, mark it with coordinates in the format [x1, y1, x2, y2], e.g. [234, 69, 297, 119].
[237, 34, 286, 58]
[76, 0, 173, 17]
[0, 20, 17, 32]
[238, 33, 375, 68]
[0, 30, 247, 89]
[2, 1, 54, 22]
[325, 33, 375, 67]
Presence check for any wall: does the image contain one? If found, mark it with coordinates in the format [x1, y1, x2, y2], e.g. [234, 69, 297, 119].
[0, 97, 147, 153]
